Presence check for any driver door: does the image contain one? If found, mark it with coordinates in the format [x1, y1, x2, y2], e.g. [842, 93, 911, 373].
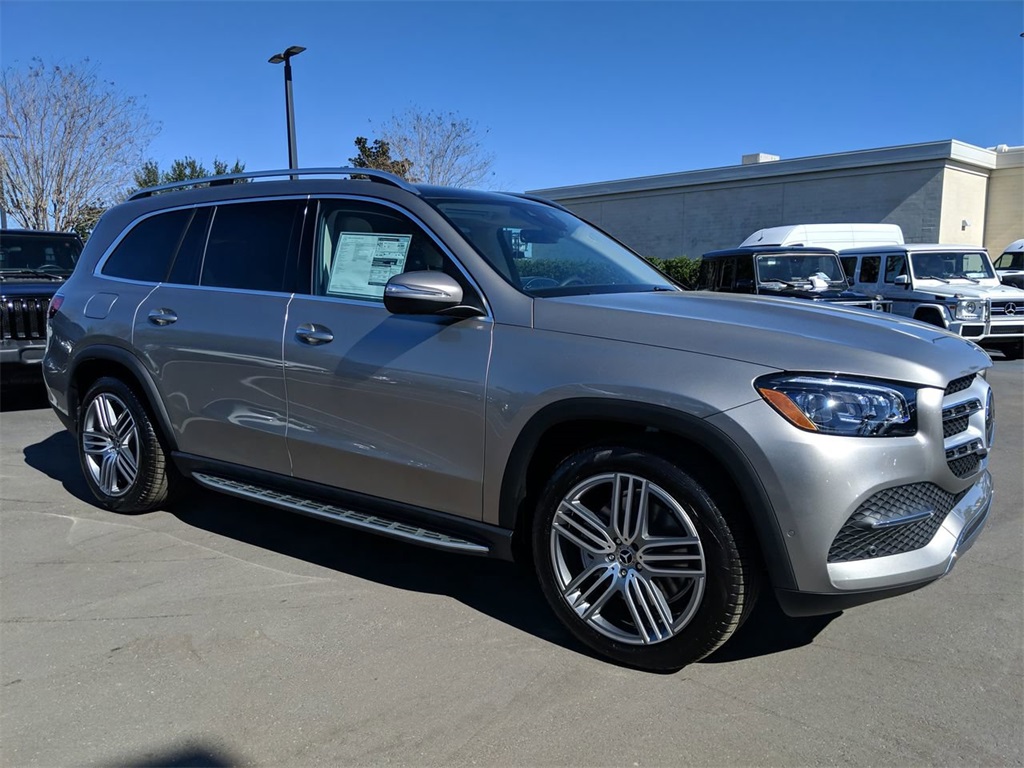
[282, 198, 492, 520]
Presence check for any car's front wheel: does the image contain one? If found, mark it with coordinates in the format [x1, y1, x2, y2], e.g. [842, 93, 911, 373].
[78, 377, 173, 513]
[532, 444, 757, 671]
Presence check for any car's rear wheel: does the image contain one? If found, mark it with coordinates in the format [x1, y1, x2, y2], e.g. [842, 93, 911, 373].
[532, 444, 757, 671]
[78, 377, 172, 513]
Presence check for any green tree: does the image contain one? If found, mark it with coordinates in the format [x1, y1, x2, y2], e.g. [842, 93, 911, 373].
[348, 137, 413, 180]
[644, 256, 702, 289]
[132, 156, 245, 193]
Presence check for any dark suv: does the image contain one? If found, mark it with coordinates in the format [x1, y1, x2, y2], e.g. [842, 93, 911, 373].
[43, 169, 994, 671]
[697, 245, 890, 311]
[1, 229, 83, 382]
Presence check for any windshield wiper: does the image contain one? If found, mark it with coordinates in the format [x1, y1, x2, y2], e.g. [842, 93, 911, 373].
[0, 268, 68, 280]
[760, 279, 798, 289]
[948, 273, 980, 284]
[916, 274, 949, 283]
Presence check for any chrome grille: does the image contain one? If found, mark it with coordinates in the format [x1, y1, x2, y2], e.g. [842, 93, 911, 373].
[828, 484, 968, 562]
[990, 301, 1021, 318]
[1, 295, 48, 341]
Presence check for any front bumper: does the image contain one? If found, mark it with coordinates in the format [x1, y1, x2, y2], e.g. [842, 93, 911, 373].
[775, 473, 991, 616]
[708, 371, 994, 605]
[826, 469, 991, 591]
[0, 341, 46, 366]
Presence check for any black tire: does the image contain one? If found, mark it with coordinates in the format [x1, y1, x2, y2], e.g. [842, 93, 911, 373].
[78, 377, 173, 513]
[531, 443, 758, 672]
[998, 342, 1023, 360]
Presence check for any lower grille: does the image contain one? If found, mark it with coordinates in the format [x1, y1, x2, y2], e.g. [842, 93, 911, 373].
[948, 454, 981, 478]
[944, 374, 975, 395]
[828, 483, 968, 562]
[1, 296, 48, 341]
[943, 415, 969, 438]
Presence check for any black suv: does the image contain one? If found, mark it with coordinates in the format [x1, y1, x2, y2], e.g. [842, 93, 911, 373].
[1, 229, 83, 382]
[697, 245, 890, 311]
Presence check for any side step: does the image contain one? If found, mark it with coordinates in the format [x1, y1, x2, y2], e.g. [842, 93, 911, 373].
[192, 473, 490, 555]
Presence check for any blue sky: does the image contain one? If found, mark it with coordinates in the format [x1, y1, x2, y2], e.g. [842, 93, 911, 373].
[2, 1, 1022, 192]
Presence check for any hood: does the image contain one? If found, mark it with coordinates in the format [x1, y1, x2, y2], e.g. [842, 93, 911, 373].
[761, 286, 872, 301]
[915, 280, 1024, 300]
[534, 291, 989, 389]
[0, 278, 64, 297]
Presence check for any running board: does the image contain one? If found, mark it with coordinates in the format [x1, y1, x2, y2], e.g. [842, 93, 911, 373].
[192, 473, 490, 555]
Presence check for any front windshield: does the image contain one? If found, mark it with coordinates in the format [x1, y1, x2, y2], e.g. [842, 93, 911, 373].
[995, 252, 1024, 270]
[754, 253, 847, 287]
[0, 232, 82, 276]
[911, 251, 995, 281]
[426, 195, 675, 296]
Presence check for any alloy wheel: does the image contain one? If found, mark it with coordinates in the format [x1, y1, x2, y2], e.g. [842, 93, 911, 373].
[81, 392, 140, 497]
[549, 471, 706, 645]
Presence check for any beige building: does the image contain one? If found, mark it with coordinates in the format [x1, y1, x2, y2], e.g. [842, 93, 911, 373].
[528, 140, 1024, 260]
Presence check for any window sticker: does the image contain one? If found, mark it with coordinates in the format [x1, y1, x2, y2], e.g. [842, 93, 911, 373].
[327, 232, 411, 298]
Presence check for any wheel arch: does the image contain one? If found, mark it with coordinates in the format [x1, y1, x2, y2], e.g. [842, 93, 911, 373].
[499, 398, 797, 590]
[912, 304, 949, 328]
[67, 345, 178, 452]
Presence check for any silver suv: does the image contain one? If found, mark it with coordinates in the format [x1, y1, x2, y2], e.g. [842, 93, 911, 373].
[44, 169, 995, 671]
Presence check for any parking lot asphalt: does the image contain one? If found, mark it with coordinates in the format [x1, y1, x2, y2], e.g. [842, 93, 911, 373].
[1, 360, 1021, 768]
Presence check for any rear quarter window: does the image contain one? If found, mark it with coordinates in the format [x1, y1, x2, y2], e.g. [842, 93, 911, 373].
[102, 209, 194, 282]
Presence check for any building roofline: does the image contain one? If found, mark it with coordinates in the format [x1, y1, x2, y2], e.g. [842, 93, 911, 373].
[528, 140, 1020, 200]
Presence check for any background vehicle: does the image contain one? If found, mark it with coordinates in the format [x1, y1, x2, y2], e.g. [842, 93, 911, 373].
[994, 239, 1024, 288]
[697, 245, 890, 311]
[841, 243, 1024, 359]
[43, 169, 994, 671]
[1, 229, 83, 383]
[739, 223, 904, 250]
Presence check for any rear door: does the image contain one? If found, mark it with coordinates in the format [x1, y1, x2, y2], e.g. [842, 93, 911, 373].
[132, 198, 305, 475]
[282, 197, 491, 520]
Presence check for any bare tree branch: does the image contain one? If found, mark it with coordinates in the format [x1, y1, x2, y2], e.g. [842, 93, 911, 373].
[1, 58, 159, 232]
[374, 107, 494, 188]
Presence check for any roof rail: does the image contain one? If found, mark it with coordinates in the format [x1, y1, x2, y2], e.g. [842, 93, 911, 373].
[127, 167, 420, 200]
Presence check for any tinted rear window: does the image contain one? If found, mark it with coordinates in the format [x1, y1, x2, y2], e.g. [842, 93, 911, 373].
[102, 210, 193, 282]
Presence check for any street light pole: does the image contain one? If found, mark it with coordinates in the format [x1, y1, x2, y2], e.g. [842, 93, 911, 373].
[267, 46, 306, 173]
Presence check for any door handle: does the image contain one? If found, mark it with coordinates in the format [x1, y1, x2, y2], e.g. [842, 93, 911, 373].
[295, 322, 334, 345]
[147, 308, 178, 326]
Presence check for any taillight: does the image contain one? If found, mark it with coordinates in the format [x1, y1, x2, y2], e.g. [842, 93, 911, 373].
[48, 295, 64, 320]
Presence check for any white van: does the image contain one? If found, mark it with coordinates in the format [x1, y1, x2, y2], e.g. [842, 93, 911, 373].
[740, 223, 905, 251]
[993, 239, 1024, 289]
[841, 243, 1024, 359]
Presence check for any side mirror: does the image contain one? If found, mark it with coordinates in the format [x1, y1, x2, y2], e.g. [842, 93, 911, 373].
[894, 275, 910, 286]
[383, 271, 482, 317]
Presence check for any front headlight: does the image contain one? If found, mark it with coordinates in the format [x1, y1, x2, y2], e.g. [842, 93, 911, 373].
[955, 299, 985, 321]
[755, 374, 917, 436]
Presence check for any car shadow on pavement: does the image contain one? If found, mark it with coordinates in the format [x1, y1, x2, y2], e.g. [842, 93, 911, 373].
[104, 740, 240, 768]
[702, 595, 840, 664]
[23, 430, 94, 503]
[22, 429, 838, 670]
